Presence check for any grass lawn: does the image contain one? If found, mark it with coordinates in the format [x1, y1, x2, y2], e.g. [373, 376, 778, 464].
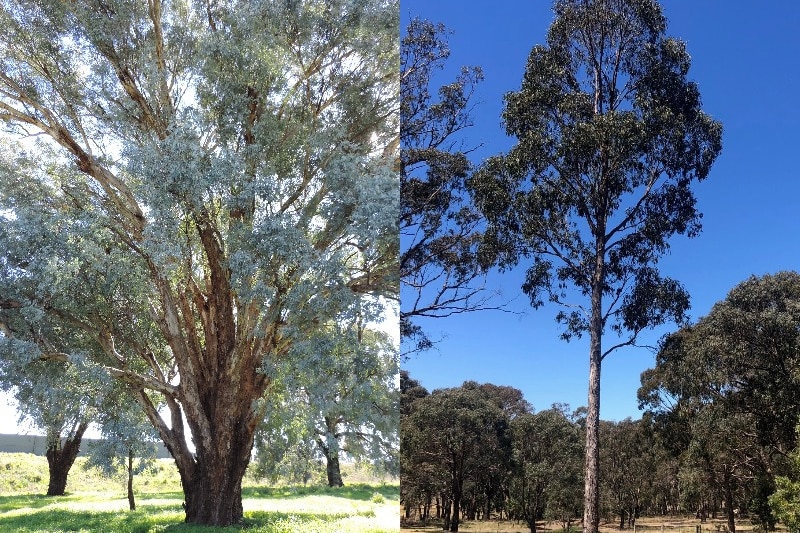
[0, 453, 399, 532]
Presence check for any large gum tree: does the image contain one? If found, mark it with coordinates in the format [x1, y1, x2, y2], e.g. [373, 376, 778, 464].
[467, 1, 722, 532]
[0, 0, 398, 526]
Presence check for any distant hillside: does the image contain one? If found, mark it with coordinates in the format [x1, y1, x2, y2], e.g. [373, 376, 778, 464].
[0, 433, 171, 459]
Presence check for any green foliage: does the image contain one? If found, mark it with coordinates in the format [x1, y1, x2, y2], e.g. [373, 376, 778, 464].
[400, 18, 492, 355]
[639, 272, 800, 531]
[0, 0, 398, 523]
[770, 426, 800, 533]
[401, 379, 531, 529]
[469, 0, 722, 347]
[509, 406, 584, 532]
[254, 324, 399, 486]
[467, 2, 721, 529]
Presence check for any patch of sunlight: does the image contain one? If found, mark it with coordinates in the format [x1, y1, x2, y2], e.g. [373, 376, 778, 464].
[373, 504, 400, 530]
[56, 498, 130, 512]
[243, 494, 373, 515]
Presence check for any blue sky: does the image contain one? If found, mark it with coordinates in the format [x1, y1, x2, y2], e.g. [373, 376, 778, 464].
[401, 1, 800, 421]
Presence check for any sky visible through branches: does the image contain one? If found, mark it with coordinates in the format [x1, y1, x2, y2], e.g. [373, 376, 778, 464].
[401, 0, 800, 421]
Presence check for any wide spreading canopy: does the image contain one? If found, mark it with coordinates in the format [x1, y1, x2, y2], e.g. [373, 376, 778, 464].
[0, 0, 398, 525]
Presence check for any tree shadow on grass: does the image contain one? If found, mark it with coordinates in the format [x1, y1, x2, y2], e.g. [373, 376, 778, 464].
[0, 506, 184, 533]
[0, 498, 375, 533]
[243, 483, 399, 502]
[0, 493, 83, 513]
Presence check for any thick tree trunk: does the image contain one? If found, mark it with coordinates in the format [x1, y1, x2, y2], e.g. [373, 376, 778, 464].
[133, 363, 265, 526]
[442, 494, 451, 530]
[127, 448, 136, 511]
[45, 421, 89, 496]
[180, 417, 257, 525]
[136, 232, 269, 526]
[316, 433, 344, 487]
[325, 451, 344, 487]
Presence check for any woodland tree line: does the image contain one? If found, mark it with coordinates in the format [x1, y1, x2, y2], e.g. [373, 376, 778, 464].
[401, 272, 800, 533]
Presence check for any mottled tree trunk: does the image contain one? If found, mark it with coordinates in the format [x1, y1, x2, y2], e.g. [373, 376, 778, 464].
[179, 400, 261, 525]
[316, 433, 344, 487]
[45, 421, 89, 496]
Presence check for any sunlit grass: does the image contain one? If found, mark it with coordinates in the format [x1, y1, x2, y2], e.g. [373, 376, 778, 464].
[0, 452, 399, 532]
[0, 486, 400, 532]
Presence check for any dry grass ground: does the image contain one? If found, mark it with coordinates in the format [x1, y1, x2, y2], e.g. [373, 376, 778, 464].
[402, 515, 787, 533]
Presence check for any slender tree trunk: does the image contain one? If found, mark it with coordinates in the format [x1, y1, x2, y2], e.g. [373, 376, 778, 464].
[724, 472, 736, 533]
[127, 448, 136, 511]
[450, 475, 463, 532]
[583, 336, 602, 533]
[45, 421, 89, 496]
[584, 242, 605, 533]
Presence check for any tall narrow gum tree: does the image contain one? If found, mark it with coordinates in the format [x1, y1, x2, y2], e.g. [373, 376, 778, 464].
[467, 1, 722, 532]
[0, 0, 398, 526]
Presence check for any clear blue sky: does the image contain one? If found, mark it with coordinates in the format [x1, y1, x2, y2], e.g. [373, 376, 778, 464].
[401, 1, 800, 421]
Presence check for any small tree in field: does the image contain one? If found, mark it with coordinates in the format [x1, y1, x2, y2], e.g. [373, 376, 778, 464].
[255, 322, 398, 488]
[86, 384, 161, 511]
[468, 1, 722, 532]
[0, 331, 97, 496]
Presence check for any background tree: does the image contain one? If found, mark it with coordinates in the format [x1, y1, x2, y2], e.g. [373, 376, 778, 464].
[509, 406, 584, 533]
[467, 1, 722, 531]
[400, 371, 439, 522]
[4, 359, 94, 496]
[0, 0, 398, 526]
[770, 427, 800, 533]
[297, 323, 399, 487]
[85, 385, 162, 511]
[400, 18, 494, 355]
[402, 381, 517, 532]
[599, 418, 665, 529]
[640, 272, 800, 530]
[0, 314, 100, 496]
